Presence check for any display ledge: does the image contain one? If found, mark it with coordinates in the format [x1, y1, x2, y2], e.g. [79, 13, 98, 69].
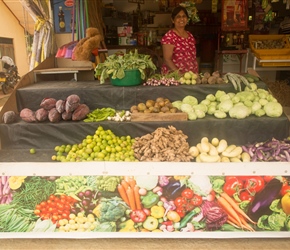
[0, 231, 289, 239]
[1, 161, 289, 177]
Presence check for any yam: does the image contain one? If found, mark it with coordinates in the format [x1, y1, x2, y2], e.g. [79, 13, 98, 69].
[20, 108, 36, 123]
[35, 108, 48, 122]
[62, 111, 72, 121]
[48, 108, 62, 123]
[55, 99, 65, 113]
[2, 111, 16, 124]
[65, 94, 80, 113]
[40, 97, 57, 110]
[72, 104, 90, 121]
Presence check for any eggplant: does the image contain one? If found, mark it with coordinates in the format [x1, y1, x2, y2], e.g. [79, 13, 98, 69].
[247, 178, 283, 222]
[162, 179, 186, 200]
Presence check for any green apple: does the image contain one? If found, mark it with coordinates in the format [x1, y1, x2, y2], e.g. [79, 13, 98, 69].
[191, 73, 198, 80]
[185, 79, 191, 85]
[179, 77, 185, 84]
[191, 79, 196, 85]
[184, 72, 192, 80]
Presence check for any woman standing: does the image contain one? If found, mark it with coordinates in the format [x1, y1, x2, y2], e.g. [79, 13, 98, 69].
[161, 6, 198, 74]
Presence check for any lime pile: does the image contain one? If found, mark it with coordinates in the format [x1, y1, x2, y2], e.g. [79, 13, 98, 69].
[52, 126, 137, 162]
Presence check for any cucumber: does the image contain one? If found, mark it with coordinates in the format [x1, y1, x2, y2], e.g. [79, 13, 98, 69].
[244, 73, 260, 82]
[245, 76, 255, 83]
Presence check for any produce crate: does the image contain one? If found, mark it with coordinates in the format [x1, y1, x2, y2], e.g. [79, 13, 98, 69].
[256, 54, 290, 67]
[249, 34, 290, 57]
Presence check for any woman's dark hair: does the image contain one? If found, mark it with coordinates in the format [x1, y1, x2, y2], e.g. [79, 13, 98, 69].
[171, 6, 189, 20]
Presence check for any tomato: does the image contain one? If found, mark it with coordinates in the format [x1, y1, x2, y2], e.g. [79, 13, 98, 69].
[52, 215, 59, 221]
[263, 176, 274, 183]
[244, 176, 265, 194]
[40, 201, 47, 207]
[239, 191, 254, 202]
[174, 197, 187, 207]
[49, 194, 56, 201]
[181, 188, 194, 199]
[34, 209, 41, 215]
[175, 206, 186, 218]
[280, 185, 290, 196]
[223, 177, 243, 196]
[190, 194, 203, 207]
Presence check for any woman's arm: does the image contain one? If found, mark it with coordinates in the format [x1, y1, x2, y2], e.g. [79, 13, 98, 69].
[162, 44, 179, 72]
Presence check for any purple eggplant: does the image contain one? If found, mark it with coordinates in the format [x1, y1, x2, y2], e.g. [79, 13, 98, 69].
[247, 178, 283, 222]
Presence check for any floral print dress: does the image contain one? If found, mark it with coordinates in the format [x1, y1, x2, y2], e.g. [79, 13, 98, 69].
[161, 29, 198, 74]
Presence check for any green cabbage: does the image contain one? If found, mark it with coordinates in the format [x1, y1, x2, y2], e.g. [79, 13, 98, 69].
[229, 104, 249, 119]
[218, 99, 233, 113]
[182, 95, 198, 106]
[263, 102, 283, 117]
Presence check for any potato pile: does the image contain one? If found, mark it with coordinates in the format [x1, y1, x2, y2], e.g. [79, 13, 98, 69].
[189, 137, 250, 163]
[130, 97, 179, 114]
[19, 94, 90, 123]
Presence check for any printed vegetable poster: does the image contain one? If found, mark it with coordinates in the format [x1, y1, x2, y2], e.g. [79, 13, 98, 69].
[1, 175, 290, 234]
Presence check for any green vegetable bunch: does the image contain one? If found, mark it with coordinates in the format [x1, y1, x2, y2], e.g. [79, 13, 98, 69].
[95, 176, 121, 192]
[95, 49, 157, 84]
[257, 199, 290, 231]
[93, 197, 127, 223]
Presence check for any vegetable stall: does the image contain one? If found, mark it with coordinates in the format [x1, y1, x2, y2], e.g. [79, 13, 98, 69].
[0, 50, 290, 238]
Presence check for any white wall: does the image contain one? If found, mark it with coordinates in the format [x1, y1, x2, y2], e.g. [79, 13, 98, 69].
[0, 1, 29, 77]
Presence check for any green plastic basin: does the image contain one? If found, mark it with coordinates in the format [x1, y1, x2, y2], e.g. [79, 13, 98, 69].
[110, 69, 142, 86]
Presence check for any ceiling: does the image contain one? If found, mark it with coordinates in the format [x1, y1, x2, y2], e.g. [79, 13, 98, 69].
[3, 0, 35, 35]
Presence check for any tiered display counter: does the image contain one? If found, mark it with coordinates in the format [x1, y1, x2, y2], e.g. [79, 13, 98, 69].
[0, 73, 289, 238]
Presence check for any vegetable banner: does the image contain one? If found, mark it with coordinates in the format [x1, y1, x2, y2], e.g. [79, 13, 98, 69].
[1, 175, 290, 234]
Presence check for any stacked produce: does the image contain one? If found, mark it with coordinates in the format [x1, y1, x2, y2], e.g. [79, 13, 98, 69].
[130, 97, 179, 114]
[52, 126, 137, 162]
[189, 137, 250, 163]
[0, 173, 290, 233]
[18, 94, 90, 123]
[132, 126, 193, 162]
[172, 83, 283, 120]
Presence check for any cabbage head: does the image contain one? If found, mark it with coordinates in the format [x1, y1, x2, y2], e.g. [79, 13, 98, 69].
[229, 104, 249, 119]
[188, 111, 197, 120]
[218, 99, 233, 113]
[263, 102, 283, 117]
[182, 95, 198, 106]
[214, 110, 227, 119]
[172, 100, 182, 110]
[181, 103, 194, 113]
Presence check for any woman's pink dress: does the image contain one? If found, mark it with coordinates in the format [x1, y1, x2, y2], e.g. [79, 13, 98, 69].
[161, 29, 198, 74]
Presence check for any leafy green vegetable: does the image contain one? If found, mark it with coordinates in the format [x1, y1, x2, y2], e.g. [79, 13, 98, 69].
[257, 199, 288, 231]
[95, 49, 157, 84]
[11, 177, 56, 210]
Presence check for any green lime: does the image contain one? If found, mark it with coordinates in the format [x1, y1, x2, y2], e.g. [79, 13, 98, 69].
[30, 148, 36, 154]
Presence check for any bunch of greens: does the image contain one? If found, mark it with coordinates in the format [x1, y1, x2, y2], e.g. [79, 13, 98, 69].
[257, 199, 290, 231]
[95, 49, 157, 84]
